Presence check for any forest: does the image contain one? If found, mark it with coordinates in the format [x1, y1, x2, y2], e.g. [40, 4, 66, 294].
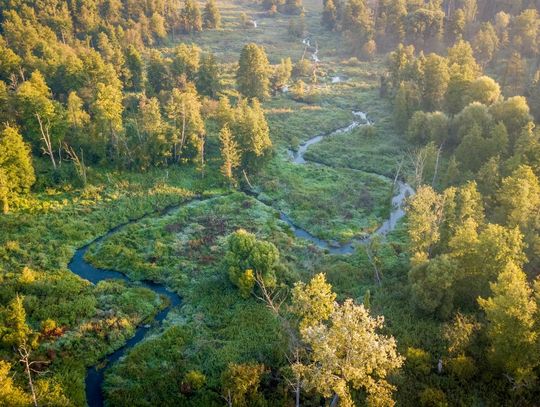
[0, 0, 540, 406]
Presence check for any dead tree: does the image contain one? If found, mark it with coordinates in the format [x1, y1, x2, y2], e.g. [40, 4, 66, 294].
[253, 272, 288, 315]
[18, 340, 49, 407]
[36, 113, 57, 170]
[63, 143, 87, 186]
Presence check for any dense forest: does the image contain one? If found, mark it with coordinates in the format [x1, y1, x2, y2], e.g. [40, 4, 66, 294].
[1, 0, 540, 406]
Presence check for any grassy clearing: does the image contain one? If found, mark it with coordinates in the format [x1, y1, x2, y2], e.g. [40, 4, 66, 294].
[256, 158, 394, 242]
[304, 90, 406, 178]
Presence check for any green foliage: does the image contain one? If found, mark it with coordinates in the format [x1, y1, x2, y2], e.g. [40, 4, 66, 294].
[405, 347, 432, 377]
[478, 262, 539, 384]
[0, 361, 30, 406]
[419, 387, 448, 407]
[224, 229, 280, 297]
[291, 273, 336, 330]
[237, 43, 271, 100]
[203, 0, 221, 29]
[221, 363, 266, 407]
[0, 126, 35, 213]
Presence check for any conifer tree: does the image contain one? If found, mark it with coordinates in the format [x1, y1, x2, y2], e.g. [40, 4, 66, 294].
[197, 52, 221, 97]
[236, 43, 271, 99]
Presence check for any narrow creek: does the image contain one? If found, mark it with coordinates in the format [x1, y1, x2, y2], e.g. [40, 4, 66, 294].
[69, 119, 413, 406]
[68, 38, 414, 407]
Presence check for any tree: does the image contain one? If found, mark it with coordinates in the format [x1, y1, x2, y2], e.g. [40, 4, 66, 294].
[181, 0, 202, 33]
[478, 262, 539, 385]
[147, 50, 172, 95]
[422, 54, 449, 111]
[322, 0, 338, 30]
[125, 45, 145, 91]
[129, 96, 169, 170]
[407, 185, 443, 262]
[1, 295, 40, 407]
[529, 70, 540, 122]
[150, 12, 167, 42]
[0, 361, 30, 406]
[203, 0, 221, 29]
[447, 8, 465, 43]
[473, 23, 499, 67]
[219, 124, 241, 186]
[489, 96, 531, 147]
[92, 82, 124, 160]
[221, 363, 266, 407]
[234, 99, 272, 171]
[166, 85, 205, 165]
[447, 40, 481, 80]
[271, 57, 292, 93]
[510, 9, 539, 57]
[394, 81, 421, 131]
[283, 0, 303, 15]
[407, 111, 449, 146]
[223, 229, 280, 298]
[378, 0, 407, 48]
[502, 53, 527, 96]
[409, 255, 457, 318]
[197, 52, 221, 97]
[342, 0, 373, 45]
[0, 126, 35, 213]
[293, 298, 404, 407]
[497, 165, 540, 234]
[172, 43, 201, 83]
[237, 43, 271, 99]
[15, 71, 63, 153]
[404, 8, 444, 50]
[467, 76, 501, 106]
[291, 273, 336, 330]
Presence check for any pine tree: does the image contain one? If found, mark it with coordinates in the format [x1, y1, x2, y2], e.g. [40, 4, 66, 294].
[197, 52, 221, 97]
[0, 126, 35, 213]
[219, 124, 241, 186]
[237, 43, 271, 99]
[203, 0, 221, 29]
[236, 99, 272, 170]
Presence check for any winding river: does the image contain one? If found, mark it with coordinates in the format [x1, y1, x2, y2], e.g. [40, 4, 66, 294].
[69, 38, 414, 406]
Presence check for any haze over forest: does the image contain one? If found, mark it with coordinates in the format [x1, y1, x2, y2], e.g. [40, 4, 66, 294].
[1, 0, 540, 406]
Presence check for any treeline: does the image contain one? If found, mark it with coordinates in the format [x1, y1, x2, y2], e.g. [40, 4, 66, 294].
[320, 0, 540, 66]
[377, 4, 540, 404]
